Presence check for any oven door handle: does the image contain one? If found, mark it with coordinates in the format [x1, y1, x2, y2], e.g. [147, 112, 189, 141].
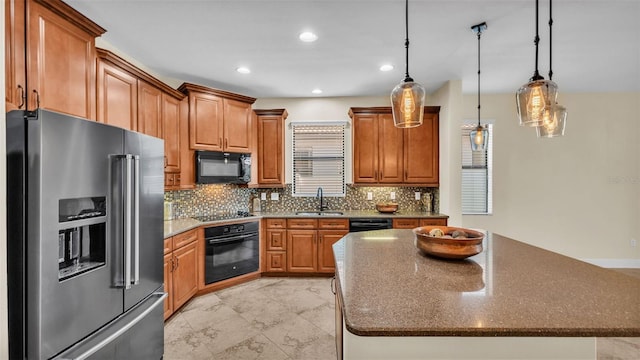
[207, 232, 258, 244]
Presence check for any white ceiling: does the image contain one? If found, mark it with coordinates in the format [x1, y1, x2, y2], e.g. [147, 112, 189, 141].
[67, 0, 640, 99]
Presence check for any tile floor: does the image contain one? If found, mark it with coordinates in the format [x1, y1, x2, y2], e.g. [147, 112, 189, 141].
[165, 274, 639, 360]
[164, 277, 336, 360]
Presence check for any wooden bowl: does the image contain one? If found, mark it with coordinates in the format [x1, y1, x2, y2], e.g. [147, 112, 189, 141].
[376, 203, 398, 213]
[413, 226, 485, 260]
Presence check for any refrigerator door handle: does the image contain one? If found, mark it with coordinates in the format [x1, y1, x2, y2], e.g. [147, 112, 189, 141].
[123, 154, 133, 290]
[132, 155, 140, 286]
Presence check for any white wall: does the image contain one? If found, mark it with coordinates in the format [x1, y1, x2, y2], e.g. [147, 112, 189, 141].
[429, 80, 463, 226]
[461, 92, 640, 264]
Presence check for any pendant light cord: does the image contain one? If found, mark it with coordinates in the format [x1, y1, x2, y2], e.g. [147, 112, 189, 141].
[403, 0, 413, 82]
[532, 0, 543, 80]
[477, 28, 482, 127]
[548, 0, 553, 80]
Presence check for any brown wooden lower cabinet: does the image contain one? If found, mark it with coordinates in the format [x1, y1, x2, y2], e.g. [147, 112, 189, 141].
[263, 218, 348, 275]
[265, 251, 287, 272]
[318, 230, 348, 273]
[163, 228, 199, 320]
[163, 252, 173, 319]
[393, 218, 448, 229]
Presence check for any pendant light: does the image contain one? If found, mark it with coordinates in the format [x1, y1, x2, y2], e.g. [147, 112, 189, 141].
[516, 0, 558, 127]
[537, 0, 567, 138]
[470, 22, 488, 152]
[391, 0, 425, 128]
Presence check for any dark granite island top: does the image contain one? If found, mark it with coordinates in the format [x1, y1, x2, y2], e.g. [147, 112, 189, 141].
[332, 229, 640, 359]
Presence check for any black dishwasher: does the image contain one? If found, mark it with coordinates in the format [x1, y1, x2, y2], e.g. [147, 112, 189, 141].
[349, 218, 393, 232]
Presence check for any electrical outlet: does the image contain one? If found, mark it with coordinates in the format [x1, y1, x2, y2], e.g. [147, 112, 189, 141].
[271, 192, 279, 201]
[261, 192, 267, 201]
[390, 192, 396, 200]
[414, 192, 421, 200]
[631, 238, 637, 247]
[367, 192, 373, 200]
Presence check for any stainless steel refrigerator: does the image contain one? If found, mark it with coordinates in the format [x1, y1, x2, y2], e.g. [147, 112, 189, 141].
[7, 109, 166, 359]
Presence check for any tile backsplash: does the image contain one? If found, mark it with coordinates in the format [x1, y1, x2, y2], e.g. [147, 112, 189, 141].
[165, 184, 439, 219]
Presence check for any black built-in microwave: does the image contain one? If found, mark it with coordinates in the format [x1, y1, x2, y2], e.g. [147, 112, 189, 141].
[195, 150, 251, 184]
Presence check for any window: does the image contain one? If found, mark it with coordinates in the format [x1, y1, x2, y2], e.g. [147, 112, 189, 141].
[292, 123, 345, 196]
[461, 123, 493, 214]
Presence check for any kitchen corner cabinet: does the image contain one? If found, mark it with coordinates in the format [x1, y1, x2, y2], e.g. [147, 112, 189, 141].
[177, 97, 195, 190]
[5, 0, 106, 117]
[350, 106, 440, 186]
[253, 109, 288, 187]
[162, 93, 181, 173]
[178, 82, 256, 153]
[95, 49, 187, 190]
[393, 218, 448, 229]
[164, 228, 199, 320]
[264, 218, 348, 275]
[137, 81, 163, 138]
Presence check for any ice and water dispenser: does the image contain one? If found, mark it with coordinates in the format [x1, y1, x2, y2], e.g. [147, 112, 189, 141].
[58, 197, 107, 281]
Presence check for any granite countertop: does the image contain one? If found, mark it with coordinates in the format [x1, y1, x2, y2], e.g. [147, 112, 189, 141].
[164, 211, 448, 238]
[257, 210, 449, 219]
[333, 229, 640, 337]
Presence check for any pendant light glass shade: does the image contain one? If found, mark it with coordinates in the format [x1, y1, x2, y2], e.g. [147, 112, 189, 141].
[390, 0, 425, 128]
[469, 124, 489, 151]
[391, 80, 425, 128]
[536, 103, 566, 138]
[516, 78, 558, 127]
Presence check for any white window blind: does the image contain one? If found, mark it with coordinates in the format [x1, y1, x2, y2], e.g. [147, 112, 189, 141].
[292, 124, 345, 197]
[461, 123, 493, 214]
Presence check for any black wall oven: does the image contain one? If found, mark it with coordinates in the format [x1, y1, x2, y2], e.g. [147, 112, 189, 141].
[204, 221, 259, 284]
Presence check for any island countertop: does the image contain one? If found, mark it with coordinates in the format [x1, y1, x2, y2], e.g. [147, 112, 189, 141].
[333, 229, 640, 337]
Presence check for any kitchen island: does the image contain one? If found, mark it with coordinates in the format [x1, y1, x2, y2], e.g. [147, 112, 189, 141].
[332, 229, 640, 359]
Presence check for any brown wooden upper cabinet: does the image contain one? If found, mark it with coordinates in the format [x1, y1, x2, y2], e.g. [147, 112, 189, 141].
[349, 106, 440, 186]
[179, 83, 256, 153]
[95, 49, 187, 190]
[6, 0, 106, 119]
[253, 109, 288, 187]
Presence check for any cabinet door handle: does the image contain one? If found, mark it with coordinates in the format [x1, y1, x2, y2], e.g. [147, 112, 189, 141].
[164, 156, 168, 168]
[405, 170, 408, 180]
[225, 138, 228, 148]
[17, 85, 25, 109]
[374, 170, 378, 180]
[32, 89, 40, 109]
[219, 137, 222, 147]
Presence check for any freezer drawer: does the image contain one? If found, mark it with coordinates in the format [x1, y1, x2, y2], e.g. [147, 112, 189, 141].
[53, 292, 166, 360]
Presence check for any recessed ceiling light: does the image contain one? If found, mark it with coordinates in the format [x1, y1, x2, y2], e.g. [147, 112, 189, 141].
[299, 32, 318, 42]
[236, 67, 251, 74]
[380, 64, 394, 72]
[311, 88, 323, 94]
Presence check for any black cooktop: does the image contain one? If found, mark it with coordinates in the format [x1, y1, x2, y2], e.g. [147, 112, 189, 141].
[194, 211, 253, 222]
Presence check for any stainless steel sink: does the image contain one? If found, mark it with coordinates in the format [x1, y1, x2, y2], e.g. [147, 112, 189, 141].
[295, 211, 344, 216]
[295, 211, 321, 216]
